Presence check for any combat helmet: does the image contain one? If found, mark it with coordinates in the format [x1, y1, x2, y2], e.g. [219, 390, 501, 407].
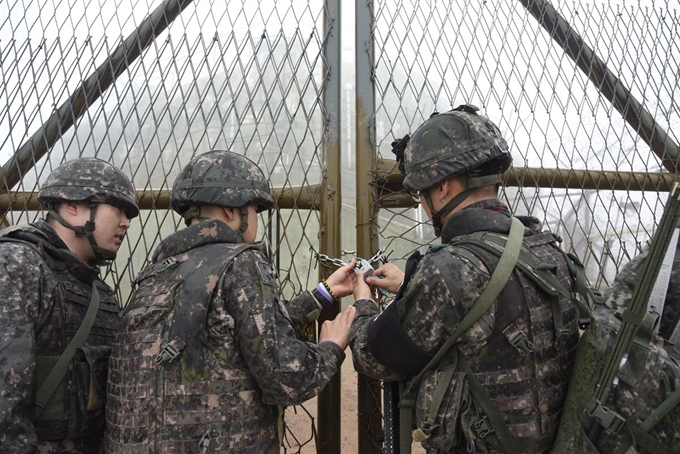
[394, 104, 512, 236]
[171, 150, 274, 234]
[38, 157, 139, 260]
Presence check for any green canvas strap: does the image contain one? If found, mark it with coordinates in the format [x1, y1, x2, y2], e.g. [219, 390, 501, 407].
[35, 282, 100, 418]
[398, 217, 525, 453]
[404, 217, 525, 391]
[640, 387, 680, 433]
[594, 185, 680, 408]
[617, 423, 680, 454]
[614, 387, 680, 454]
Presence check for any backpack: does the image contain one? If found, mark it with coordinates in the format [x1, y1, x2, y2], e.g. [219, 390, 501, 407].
[552, 307, 680, 454]
[551, 184, 680, 454]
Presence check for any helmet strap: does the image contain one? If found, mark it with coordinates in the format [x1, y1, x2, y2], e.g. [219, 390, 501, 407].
[423, 174, 501, 237]
[182, 205, 212, 227]
[238, 206, 250, 239]
[49, 203, 116, 261]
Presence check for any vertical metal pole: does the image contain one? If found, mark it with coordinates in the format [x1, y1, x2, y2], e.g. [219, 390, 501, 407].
[318, 1, 342, 453]
[356, 0, 383, 453]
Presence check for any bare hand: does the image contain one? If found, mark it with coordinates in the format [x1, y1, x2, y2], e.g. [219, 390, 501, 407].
[325, 259, 358, 298]
[319, 305, 357, 350]
[365, 263, 405, 294]
[353, 270, 380, 303]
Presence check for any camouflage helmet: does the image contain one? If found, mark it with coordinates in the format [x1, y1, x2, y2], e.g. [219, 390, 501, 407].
[402, 104, 512, 192]
[171, 150, 275, 219]
[38, 157, 139, 218]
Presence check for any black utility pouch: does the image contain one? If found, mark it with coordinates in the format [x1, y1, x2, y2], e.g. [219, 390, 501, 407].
[68, 345, 112, 439]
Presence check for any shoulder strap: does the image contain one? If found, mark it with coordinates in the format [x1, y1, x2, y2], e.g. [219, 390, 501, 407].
[647, 228, 680, 334]
[399, 217, 525, 454]
[35, 283, 100, 418]
[154, 243, 256, 366]
[458, 229, 598, 335]
[406, 217, 525, 387]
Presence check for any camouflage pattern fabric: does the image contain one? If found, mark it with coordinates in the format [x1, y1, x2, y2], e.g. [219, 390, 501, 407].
[171, 150, 275, 216]
[349, 199, 580, 453]
[106, 219, 344, 453]
[603, 245, 680, 340]
[0, 220, 120, 454]
[560, 308, 680, 453]
[402, 105, 513, 192]
[38, 157, 138, 219]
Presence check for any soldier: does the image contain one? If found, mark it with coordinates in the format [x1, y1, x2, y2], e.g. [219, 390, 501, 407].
[0, 157, 139, 453]
[603, 245, 680, 341]
[105, 150, 357, 453]
[349, 105, 585, 453]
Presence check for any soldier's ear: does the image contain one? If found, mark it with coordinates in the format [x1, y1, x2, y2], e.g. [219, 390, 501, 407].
[62, 202, 81, 217]
[439, 176, 465, 202]
[222, 207, 238, 222]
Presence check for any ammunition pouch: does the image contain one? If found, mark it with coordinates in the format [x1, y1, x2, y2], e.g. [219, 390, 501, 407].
[35, 345, 112, 440]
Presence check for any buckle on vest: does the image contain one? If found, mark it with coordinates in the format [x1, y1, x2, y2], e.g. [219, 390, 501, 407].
[35, 402, 46, 419]
[588, 401, 625, 434]
[510, 332, 534, 356]
[473, 415, 494, 439]
[503, 325, 534, 356]
[155, 257, 178, 273]
[155, 336, 186, 365]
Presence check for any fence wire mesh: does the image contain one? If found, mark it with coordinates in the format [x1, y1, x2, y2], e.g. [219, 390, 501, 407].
[0, 0, 332, 451]
[1, 0, 680, 453]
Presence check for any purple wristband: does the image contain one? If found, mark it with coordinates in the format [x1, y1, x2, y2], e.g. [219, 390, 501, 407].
[317, 283, 333, 302]
[312, 285, 333, 309]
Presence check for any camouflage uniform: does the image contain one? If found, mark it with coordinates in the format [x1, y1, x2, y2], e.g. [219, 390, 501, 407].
[105, 151, 345, 453]
[350, 106, 581, 453]
[0, 158, 138, 454]
[603, 246, 680, 340]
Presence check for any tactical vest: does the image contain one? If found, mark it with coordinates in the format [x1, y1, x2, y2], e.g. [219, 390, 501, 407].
[0, 225, 119, 442]
[399, 229, 582, 454]
[447, 231, 580, 453]
[105, 242, 278, 454]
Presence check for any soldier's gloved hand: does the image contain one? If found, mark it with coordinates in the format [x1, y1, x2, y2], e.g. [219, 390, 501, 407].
[319, 305, 357, 350]
[325, 259, 358, 298]
[365, 263, 404, 294]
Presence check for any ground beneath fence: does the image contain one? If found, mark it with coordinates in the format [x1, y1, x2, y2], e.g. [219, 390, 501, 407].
[283, 349, 425, 453]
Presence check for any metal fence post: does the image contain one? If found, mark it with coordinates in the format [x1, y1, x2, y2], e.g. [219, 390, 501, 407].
[356, 0, 383, 452]
[317, 0, 343, 453]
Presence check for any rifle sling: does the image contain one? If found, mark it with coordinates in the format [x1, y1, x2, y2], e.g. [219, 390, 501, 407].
[647, 228, 679, 333]
[593, 184, 680, 407]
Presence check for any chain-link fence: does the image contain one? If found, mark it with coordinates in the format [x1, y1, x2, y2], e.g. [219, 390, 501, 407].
[2, 0, 679, 453]
[0, 0, 339, 451]
[358, 0, 680, 452]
